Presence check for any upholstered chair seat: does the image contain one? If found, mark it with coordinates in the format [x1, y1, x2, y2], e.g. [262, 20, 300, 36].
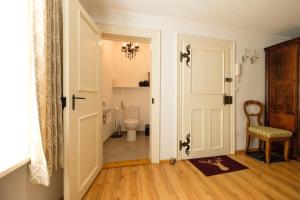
[248, 125, 292, 138]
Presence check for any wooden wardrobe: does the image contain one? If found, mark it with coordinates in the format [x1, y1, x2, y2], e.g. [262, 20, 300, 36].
[265, 37, 300, 158]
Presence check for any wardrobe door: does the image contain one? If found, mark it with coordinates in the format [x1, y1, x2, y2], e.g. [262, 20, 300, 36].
[267, 43, 298, 132]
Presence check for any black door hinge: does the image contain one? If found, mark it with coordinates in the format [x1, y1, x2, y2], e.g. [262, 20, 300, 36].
[180, 44, 191, 67]
[152, 98, 155, 104]
[61, 96, 67, 110]
[179, 133, 191, 155]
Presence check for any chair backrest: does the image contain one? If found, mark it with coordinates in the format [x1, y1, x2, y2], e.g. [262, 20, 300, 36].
[243, 100, 264, 127]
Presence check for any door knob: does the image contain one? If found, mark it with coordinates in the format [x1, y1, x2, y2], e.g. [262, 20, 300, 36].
[72, 94, 86, 110]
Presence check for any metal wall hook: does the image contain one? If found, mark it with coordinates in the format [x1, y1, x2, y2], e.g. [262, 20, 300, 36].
[250, 50, 259, 64]
[242, 49, 250, 63]
[242, 49, 259, 64]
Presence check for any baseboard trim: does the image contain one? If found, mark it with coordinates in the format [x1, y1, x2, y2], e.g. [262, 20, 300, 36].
[159, 159, 170, 164]
[103, 159, 150, 168]
[103, 159, 177, 168]
[235, 148, 259, 154]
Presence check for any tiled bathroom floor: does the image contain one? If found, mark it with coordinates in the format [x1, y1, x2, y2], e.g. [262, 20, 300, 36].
[103, 132, 149, 163]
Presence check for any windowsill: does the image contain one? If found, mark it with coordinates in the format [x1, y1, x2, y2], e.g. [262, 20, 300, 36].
[0, 157, 30, 179]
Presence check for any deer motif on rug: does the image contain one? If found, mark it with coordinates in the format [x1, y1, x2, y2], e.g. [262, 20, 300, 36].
[198, 157, 229, 171]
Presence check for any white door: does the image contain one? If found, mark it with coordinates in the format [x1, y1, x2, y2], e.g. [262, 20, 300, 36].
[63, 1, 102, 199]
[178, 35, 234, 159]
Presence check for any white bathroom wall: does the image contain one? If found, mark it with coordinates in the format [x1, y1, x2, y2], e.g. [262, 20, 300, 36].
[95, 12, 287, 159]
[102, 40, 114, 109]
[102, 40, 115, 141]
[102, 40, 151, 135]
[111, 42, 151, 87]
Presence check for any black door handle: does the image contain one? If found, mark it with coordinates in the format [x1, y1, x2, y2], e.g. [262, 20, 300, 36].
[72, 94, 86, 110]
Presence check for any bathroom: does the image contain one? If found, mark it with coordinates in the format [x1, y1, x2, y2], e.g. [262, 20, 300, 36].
[101, 33, 151, 164]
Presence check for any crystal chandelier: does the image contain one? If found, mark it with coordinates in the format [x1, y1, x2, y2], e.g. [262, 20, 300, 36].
[121, 42, 139, 60]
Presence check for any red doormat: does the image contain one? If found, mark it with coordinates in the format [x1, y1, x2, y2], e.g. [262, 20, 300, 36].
[189, 155, 248, 176]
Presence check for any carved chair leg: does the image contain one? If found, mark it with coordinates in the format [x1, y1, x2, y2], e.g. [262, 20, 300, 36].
[245, 134, 251, 153]
[284, 139, 290, 161]
[265, 140, 271, 164]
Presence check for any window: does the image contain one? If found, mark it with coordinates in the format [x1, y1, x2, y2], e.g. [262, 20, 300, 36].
[0, 1, 30, 176]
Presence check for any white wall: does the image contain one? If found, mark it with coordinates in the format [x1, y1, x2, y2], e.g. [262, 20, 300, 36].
[102, 40, 151, 137]
[111, 42, 151, 87]
[94, 12, 286, 159]
[102, 40, 114, 110]
[0, 164, 63, 200]
[102, 40, 115, 141]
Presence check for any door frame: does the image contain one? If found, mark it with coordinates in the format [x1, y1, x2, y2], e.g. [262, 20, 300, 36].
[98, 24, 161, 163]
[176, 34, 236, 160]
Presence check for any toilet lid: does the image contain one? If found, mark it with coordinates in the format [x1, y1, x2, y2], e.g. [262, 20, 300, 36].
[124, 119, 139, 124]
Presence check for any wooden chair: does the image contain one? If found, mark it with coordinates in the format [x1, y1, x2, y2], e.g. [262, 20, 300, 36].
[243, 100, 292, 164]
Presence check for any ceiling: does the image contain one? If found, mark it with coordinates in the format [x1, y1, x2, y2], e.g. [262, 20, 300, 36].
[102, 33, 151, 43]
[81, 0, 300, 38]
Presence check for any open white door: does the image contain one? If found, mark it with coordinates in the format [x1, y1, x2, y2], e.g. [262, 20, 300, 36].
[63, 0, 102, 199]
[178, 35, 234, 160]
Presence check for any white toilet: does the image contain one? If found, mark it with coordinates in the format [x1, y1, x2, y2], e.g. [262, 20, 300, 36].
[124, 105, 140, 141]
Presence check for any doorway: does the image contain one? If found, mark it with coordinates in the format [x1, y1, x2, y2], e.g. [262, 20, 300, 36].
[99, 25, 161, 164]
[177, 34, 236, 160]
[101, 34, 151, 163]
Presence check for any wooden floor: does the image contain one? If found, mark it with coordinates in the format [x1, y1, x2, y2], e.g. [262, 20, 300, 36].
[83, 153, 300, 200]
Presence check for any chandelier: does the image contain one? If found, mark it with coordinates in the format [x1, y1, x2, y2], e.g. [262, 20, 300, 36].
[121, 42, 139, 60]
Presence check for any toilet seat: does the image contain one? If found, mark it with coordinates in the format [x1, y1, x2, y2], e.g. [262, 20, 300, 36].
[124, 118, 140, 141]
[124, 119, 139, 124]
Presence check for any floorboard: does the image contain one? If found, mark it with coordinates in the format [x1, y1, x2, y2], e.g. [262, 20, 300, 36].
[83, 153, 300, 200]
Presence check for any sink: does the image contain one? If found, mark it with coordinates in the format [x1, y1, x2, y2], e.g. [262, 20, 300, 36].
[103, 107, 112, 114]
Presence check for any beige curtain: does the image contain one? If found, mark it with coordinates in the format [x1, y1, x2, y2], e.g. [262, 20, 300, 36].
[30, 0, 63, 186]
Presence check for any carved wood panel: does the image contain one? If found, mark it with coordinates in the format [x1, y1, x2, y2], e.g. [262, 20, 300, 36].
[267, 43, 298, 131]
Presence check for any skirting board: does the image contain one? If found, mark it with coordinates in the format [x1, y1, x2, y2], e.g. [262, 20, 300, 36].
[103, 159, 174, 168]
[103, 159, 150, 168]
[235, 148, 260, 154]
[159, 159, 170, 164]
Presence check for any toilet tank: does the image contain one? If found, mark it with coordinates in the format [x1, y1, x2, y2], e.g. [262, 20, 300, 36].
[125, 105, 140, 120]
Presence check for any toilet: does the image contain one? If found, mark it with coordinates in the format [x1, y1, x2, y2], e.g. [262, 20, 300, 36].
[124, 105, 140, 141]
